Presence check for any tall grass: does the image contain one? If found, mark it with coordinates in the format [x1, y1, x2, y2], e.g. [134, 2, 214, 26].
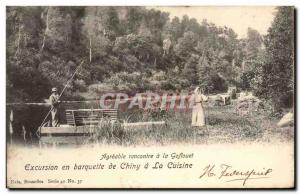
[86, 104, 293, 146]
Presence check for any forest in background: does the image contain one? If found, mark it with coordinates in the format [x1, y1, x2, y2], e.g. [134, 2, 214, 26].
[6, 6, 294, 112]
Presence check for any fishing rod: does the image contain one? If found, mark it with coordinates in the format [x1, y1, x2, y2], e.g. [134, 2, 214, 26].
[36, 60, 85, 137]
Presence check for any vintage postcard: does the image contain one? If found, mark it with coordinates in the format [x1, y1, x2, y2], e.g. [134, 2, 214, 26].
[6, 6, 295, 189]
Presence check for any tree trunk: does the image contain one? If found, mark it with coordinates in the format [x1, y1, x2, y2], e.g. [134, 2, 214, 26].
[89, 35, 92, 62]
[14, 22, 21, 57]
[41, 7, 50, 51]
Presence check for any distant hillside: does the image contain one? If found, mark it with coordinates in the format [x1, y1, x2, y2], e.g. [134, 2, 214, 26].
[7, 6, 294, 110]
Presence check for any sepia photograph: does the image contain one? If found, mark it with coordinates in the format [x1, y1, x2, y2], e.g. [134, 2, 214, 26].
[6, 5, 295, 189]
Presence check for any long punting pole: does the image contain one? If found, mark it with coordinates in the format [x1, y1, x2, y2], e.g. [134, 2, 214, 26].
[36, 60, 85, 137]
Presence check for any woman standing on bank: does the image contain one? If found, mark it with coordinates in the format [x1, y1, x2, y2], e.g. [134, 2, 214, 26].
[192, 87, 208, 127]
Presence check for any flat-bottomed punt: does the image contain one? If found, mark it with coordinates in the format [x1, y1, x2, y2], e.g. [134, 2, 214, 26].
[39, 109, 166, 145]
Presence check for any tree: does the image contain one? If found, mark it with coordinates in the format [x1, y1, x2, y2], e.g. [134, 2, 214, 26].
[143, 9, 169, 44]
[6, 7, 48, 102]
[6, 6, 250, 102]
[197, 49, 228, 93]
[182, 54, 199, 85]
[82, 7, 114, 62]
[245, 28, 263, 60]
[125, 7, 144, 34]
[174, 31, 198, 61]
[44, 7, 73, 53]
[258, 6, 294, 108]
[6, 7, 43, 58]
[162, 16, 182, 41]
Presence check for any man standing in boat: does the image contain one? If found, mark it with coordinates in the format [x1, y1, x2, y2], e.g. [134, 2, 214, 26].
[49, 87, 61, 127]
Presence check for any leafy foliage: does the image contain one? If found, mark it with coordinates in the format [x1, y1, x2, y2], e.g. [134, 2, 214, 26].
[6, 6, 294, 111]
[254, 7, 294, 109]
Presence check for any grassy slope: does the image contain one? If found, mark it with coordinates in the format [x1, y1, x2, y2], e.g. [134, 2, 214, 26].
[91, 104, 294, 146]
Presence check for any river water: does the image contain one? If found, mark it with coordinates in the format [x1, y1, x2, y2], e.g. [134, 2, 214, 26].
[6, 97, 192, 145]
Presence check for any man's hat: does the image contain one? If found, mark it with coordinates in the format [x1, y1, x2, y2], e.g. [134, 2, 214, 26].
[51, 87, 58, 92]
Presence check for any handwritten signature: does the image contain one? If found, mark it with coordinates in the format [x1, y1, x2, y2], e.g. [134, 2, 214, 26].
[199, 164, 272, 186]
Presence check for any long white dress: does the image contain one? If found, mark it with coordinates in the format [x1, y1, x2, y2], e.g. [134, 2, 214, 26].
[192, 93, 208, 127]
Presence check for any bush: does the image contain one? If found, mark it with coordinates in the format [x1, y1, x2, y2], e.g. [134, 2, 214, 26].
[104, 72, 151, 92]
[74, 79, 87, 92]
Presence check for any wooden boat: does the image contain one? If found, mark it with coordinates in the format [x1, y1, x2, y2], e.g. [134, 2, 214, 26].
[39, 109, 165, 146]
